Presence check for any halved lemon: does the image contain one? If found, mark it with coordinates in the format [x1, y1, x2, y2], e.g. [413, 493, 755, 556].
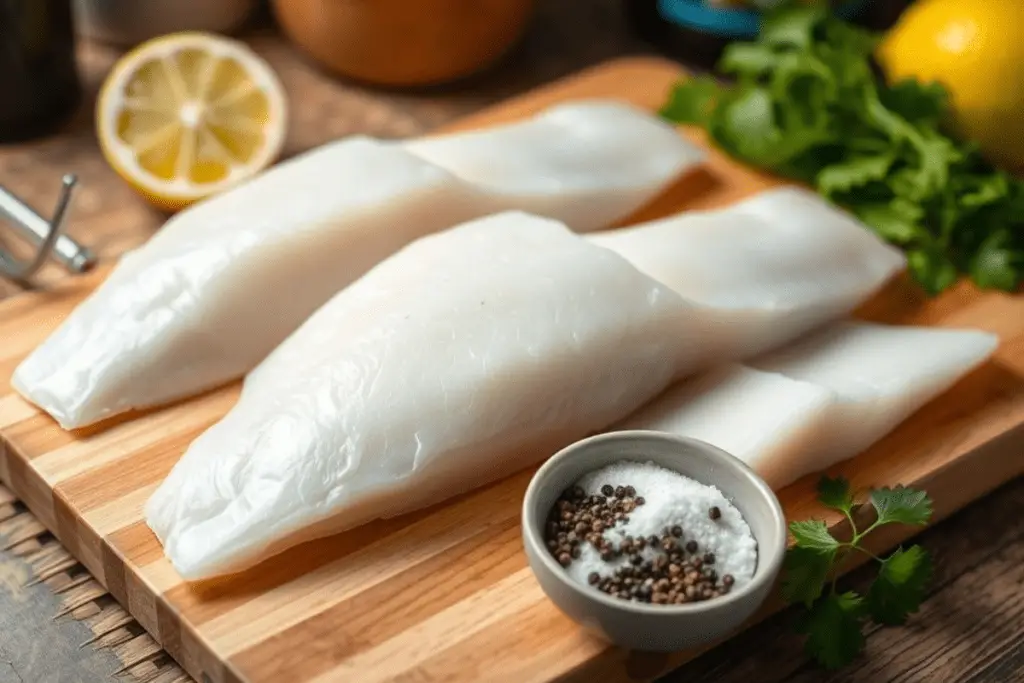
[96, 32, 288, 213]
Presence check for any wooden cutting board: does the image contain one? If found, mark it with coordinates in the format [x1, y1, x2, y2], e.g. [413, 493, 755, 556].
[2, 57, 1024, 683]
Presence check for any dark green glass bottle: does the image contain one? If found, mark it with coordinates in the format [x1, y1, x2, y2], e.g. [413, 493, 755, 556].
[0, 0, 82, 143]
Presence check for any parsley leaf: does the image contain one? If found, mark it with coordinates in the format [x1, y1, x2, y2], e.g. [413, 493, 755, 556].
[760, 5, 828, 51]
[781, 478, 935, 669]
[790, 519, 841, 552]
[797, 592, 868, 669]
[854, 199, 924, 244]
[782, 545, 835, 607]
[817, 154, 895, 197]
[658, 4, 1024, 296]
[870, 486, 934, 527]
[880, 79, 948, 127]
[719, 42, 780, 77]
[959, 170, 1010, 209]
[816, 476, 854, 514]
[714, 87, 821, 167]
[659, 76, 722, 127]
[970, 231, 1022, 291]
[907, 246, 960, 296]
[867, 545, 933, 625]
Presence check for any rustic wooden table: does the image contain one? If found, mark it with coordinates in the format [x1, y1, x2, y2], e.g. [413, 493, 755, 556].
[1, 2, 1022, 682]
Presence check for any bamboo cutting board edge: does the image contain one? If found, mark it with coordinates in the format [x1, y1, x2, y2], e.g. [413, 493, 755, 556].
[1, 56, 1023, 683]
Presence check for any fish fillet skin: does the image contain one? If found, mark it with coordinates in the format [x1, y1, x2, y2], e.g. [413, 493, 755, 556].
[614, 365, 836, 490]
[145, 212, 708, 580]
[587, 187, 907, 360]
[618, 322, 999, 490]
[12, 101, 703, 430]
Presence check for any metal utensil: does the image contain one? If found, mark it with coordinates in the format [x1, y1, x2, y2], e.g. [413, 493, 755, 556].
[0, 175, 96, 282]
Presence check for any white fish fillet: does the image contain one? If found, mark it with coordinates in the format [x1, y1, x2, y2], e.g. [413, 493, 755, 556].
[587, 187, 907, 360]
[619, 322, 999, 489]
[144, 184, 912, 579]
[749, 321, 1000, 469]
[12, 100, 702, 429]
[614, 365, 835, 489]
[146, 212, 707, 580]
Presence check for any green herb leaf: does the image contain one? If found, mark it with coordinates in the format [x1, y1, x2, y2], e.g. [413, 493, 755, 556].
[659, 76, 722, 126]
[854, 200, 924, 244]
[820, 15, 879, 59]
[891, 132, 962, 201]
[907, 247, 959, 296]
[719, 42, 780, 77]
[769, 52, 836, 135]
[867, 545, 933, 625]
[659, 3, 1024, 296]
[790, 519, 840, 552]
[817, 476, 854, 514]
[959, 172, 1010, 209]
[714, 87, 827, 167]
[797, 592, 868, 669]
[816, 154, 894, 197]
[782, 545, 836, 607]
[870, 486, 934, 527]
[759, 5, 828, 50]
[781, 479, 935, 668]
[970, 231, 1021, 291]
[880, 79, 949, 127]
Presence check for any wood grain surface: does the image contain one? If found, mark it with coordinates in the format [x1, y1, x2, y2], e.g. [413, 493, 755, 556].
[0, 484, 191, 683]
[3, 476, 1022, 683]
[679, 475, 1024, 683]
[2, 54, 1024, 683]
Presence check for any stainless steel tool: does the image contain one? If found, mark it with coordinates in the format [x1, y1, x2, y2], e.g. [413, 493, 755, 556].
[0, 175, 96, 283]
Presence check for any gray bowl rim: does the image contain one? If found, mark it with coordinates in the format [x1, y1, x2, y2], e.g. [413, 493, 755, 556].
[522, 429, 788, 616]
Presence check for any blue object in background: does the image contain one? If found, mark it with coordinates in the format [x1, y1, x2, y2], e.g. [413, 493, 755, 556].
[655, 0, 871, 39]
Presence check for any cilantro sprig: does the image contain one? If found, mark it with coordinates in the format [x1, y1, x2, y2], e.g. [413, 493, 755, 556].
[782, 476, 934, 669]
[659, 4, 1024, 296]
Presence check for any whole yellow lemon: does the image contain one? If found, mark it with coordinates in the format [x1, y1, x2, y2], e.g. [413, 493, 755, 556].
[877, 0, 1024, 171]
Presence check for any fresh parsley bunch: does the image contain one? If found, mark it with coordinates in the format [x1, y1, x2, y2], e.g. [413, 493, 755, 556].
[660, 4, 1024, 296]
[783, 476, 934, 669]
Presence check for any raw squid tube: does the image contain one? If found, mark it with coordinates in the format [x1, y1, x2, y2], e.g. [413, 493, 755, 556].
[13, 100, 704, 429]
[145, 212, 710, 580]
[587, 187, 908, 361]
[618, 322, 999, 489]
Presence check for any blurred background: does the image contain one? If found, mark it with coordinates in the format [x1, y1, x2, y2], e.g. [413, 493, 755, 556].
[2, 1, 1024, 682]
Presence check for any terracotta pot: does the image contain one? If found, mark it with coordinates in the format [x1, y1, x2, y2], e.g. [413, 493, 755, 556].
[271, 0, 537, 87]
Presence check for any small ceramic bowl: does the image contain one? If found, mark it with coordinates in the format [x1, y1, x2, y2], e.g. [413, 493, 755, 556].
[521, 430, 786, 652]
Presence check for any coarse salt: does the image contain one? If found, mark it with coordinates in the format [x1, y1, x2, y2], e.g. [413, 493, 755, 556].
[565, 460, 758, 593]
